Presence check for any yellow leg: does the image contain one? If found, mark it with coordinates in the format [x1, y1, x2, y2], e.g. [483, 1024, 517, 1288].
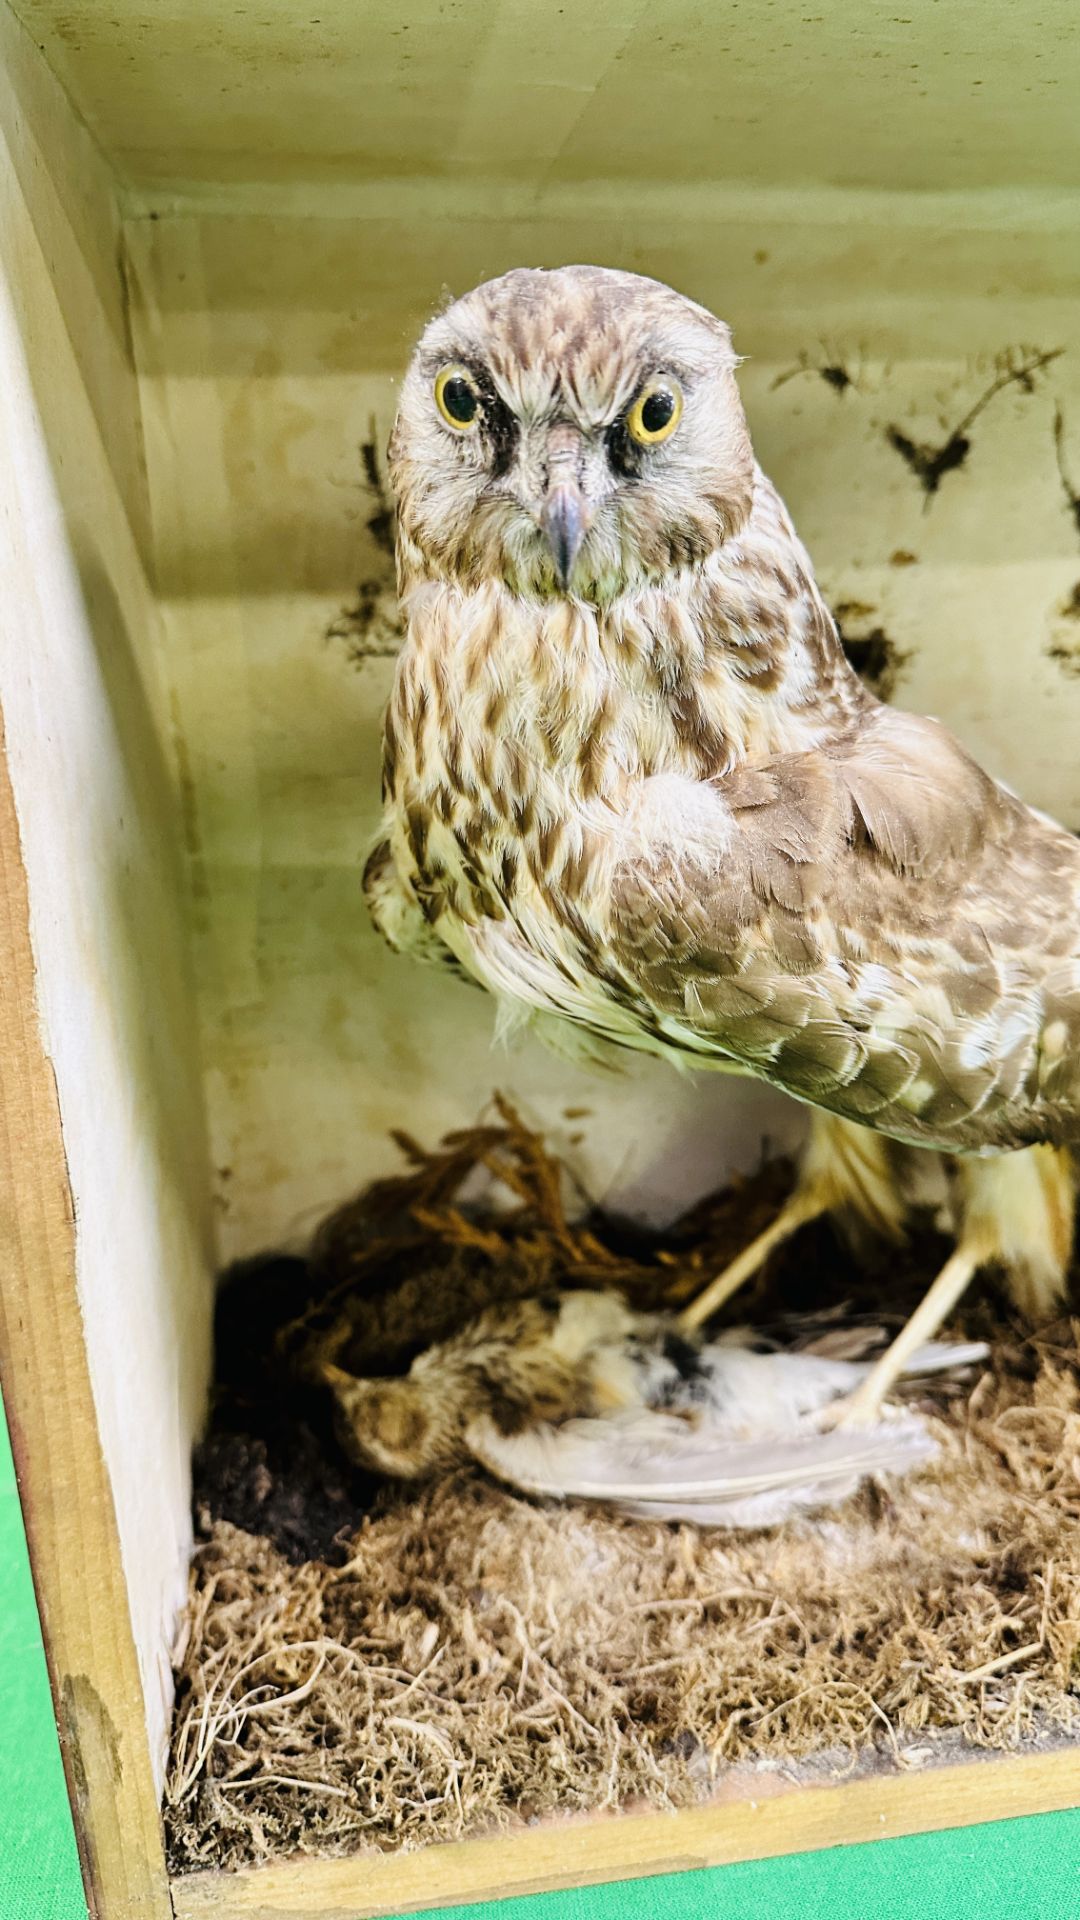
[679, 1112, 910, 1335]
[678, 1187, 827, 1332]
[830, 1142, 1075, 1429]
[831, 1237, 987, 1427]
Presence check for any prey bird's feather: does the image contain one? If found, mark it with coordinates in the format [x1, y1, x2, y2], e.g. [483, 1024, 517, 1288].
[466, 1408, 937, 1527]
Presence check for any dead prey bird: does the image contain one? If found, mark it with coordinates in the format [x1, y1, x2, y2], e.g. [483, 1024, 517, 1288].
[323, 1292, 985, 1526]
[368, 265, 1078, 1424]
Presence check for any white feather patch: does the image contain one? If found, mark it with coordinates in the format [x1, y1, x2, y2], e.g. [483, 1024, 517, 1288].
[467, 1407, 938, 1529]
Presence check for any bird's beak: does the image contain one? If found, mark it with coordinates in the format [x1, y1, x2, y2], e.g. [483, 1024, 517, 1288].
[541, 483, 588, 589]
[540, 422, 592, 588]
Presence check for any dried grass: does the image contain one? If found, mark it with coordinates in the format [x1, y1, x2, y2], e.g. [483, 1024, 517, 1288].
[165, 1106, 1080, 1873]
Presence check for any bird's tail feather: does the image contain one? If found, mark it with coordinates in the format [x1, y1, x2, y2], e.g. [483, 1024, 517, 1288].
[888, 1338, 989, 1377]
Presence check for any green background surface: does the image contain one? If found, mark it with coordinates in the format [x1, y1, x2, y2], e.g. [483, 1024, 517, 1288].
[0, 1395, 85, 1920]
[1, 1390, 1075, 1920]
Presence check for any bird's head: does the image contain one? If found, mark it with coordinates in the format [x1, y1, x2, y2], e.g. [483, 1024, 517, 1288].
[390, 265, 755, 604]
[322, 1363, 462, 1478]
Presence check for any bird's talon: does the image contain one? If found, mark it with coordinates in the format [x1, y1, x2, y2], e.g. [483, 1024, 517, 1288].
[819, 1392, 881, 1432]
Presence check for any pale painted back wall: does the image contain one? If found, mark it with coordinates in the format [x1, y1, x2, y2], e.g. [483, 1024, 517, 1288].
[125, 189, 1080, 1259]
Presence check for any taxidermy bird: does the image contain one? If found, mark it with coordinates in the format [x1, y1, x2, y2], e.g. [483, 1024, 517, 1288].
[323, 1290, 986, 1525]
[365, 264, 1078, 1426]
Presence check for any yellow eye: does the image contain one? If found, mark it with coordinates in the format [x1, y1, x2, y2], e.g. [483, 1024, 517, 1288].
[626, 379, 683, 446]
[435, 364, 480, 430]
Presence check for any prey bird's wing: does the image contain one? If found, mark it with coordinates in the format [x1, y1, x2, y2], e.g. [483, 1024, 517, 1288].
[691, 1335, 988, 1433]
[466, 1407, 937, 1528]
[608, 705, 1080, 1152]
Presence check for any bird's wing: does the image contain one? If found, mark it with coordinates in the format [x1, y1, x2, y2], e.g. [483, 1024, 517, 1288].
[443, 883, 755, 1072]
[608, 706, 1080, 1150]
[466, 1406, 937, 1528]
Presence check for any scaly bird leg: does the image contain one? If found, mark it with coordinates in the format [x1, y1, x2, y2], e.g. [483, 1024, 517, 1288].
[829, 1142, 1075, 1428]
[827, 1237, 988, 1427]
[679, 1187, 827, 1332]
[679, 1111, 910, 1334]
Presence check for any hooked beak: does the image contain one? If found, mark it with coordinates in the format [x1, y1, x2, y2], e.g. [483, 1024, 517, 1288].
[540, 481, 589, 590]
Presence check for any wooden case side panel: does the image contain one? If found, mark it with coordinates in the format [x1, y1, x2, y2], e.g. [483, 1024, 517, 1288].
[0, 5, 215, 1802]
[0, 711, 171, 1918]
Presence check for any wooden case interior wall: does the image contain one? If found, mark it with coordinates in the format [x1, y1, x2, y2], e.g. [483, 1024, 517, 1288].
[0, 5, 213, 1914]
[1, 3, 1080, 1916]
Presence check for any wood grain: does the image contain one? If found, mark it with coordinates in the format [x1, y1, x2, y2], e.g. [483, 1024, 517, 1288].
[7, 0, 1079, 206]
[170, 1746, 1080, 1919]
[0, 0, 216, 1785]
[0, 712, 172, 1920]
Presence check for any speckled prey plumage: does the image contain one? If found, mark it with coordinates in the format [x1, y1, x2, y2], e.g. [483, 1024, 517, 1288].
[367, 265, 1080, 1168]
